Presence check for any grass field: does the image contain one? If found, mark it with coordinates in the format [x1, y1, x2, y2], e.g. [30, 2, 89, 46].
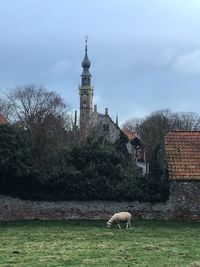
[0, 220, 199, 267]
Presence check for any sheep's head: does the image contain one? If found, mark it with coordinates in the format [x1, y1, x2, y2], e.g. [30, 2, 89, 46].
[106, 220, 112, 228]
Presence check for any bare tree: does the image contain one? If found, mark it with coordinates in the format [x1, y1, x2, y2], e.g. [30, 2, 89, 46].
[122, 117, 144, 133]
[4, 85, 74, 179]
[0, 98, 12, 119]
[124, 109, 200, 163]
[6, 84, 71, 129]
[169, 111, 200, 130]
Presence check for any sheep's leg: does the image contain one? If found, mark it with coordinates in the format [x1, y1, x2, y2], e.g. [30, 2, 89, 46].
[117, 223, 121, 228]
[126, 221, 132, 229]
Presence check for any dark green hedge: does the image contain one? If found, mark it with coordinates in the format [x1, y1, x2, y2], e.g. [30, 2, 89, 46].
[0, 125, 169, 202]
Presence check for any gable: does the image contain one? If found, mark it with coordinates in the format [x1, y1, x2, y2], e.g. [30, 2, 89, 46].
[89, 112, 122, 144]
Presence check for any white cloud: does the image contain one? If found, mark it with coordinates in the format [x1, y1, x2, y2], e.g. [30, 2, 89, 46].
[173, 49, 200, 74]
[156, 48, 200, 75]
[93, 94, 105, 109]
[156, 48, 177, 66]
[50, 59, 71, 75]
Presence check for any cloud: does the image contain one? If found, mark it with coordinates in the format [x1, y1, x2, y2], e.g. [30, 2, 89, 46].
[173, 49, 200, 74]
[156, 48, 200, 75]
[93, 94, 105, 108]
[50, 59, 71, 76]
[156, 48, 177, 66]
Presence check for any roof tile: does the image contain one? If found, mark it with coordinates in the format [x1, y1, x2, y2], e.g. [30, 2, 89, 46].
[165, 131, 200, 180]
[123, 129, 136, 141]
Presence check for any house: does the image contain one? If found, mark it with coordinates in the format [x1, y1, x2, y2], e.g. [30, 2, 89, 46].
[164, 131, 200, 220]
[123, 129, 148, 176]
[89, 107, 124, 144]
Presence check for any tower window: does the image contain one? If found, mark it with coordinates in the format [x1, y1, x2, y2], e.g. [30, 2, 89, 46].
[83, 100, 86, 108]
[83, 77, 89, 86]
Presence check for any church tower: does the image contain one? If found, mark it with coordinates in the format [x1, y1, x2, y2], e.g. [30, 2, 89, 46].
[79, 38, 94, 132]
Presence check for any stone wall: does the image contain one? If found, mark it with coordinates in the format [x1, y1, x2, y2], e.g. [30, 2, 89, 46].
[169, 181, 200, 220]
[0, 180, 199, 221]
[0, 196, 171, 222]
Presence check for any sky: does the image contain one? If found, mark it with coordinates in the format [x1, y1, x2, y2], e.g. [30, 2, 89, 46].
[0, 0, 200, 125]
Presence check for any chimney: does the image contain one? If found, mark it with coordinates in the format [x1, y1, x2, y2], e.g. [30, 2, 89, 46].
[74, 110, 77, 127]
[105, 108, 108, 115]
[94, 104, 97, 112]
[116, 113, 118, 127]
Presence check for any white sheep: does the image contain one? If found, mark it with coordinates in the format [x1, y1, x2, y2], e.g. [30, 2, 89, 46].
[106, 212, 132, 229]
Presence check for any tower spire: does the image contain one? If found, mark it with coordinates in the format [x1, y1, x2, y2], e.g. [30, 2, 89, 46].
[79, 37, 94, 132]
[81, 36, 91, 84]
[85, 35, 88, 52]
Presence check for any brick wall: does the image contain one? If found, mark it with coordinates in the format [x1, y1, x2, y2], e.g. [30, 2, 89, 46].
[0, 181, 199, 221]
[169, 181, 200, 220]
[0, 196, 171, 221]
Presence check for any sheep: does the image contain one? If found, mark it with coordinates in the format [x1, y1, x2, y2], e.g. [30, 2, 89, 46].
[106, 212, 132, 229]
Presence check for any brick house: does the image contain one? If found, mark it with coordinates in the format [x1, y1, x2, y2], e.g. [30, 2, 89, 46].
[165, 131, 200, 220]
[123, 129, 148, 176]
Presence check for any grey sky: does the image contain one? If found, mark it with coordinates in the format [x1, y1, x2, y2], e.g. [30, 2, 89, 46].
[0, 0, 200, 124]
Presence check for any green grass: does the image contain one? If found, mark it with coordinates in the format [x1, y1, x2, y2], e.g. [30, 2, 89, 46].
[0, 220, 199, 267]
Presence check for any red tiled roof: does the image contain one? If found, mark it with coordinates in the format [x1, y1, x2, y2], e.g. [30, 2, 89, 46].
[164, 131, 200, 180]
[123, 129, 136, 141]
[0, 113, 7, 124]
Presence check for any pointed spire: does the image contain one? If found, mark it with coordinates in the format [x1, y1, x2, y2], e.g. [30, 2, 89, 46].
[81, 36, 91, 69]
[81, 36, 91, 86]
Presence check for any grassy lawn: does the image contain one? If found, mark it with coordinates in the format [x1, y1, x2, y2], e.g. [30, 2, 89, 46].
[0, 220, 199, 267]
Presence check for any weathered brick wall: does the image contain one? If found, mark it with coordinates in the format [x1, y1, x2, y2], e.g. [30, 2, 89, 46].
[0, 181, 199, 221]
[0, 196, 171, 221]
[169, 181, 200, 220]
